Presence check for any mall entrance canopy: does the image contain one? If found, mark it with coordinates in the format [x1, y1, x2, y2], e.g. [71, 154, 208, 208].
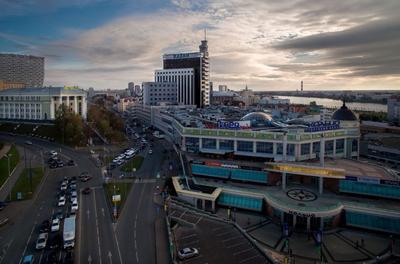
[264, 162, 346, 194]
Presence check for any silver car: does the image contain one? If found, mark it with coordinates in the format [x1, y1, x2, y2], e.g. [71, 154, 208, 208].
[35, 233, 48, 250]
[178, 248, 199, 260]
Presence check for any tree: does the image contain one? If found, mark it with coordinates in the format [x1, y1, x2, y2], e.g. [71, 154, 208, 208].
[55, 104, 87, 146]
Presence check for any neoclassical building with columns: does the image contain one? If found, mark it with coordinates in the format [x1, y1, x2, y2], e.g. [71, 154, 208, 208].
[0, 87, 87, 121]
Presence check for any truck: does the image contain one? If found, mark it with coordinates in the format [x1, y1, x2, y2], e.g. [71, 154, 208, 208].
[63, 216, 76, 249]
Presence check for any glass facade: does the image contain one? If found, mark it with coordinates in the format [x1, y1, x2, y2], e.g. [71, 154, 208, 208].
[325, 140, 334, 155]
[346, 211, 400, 234]
[339, 180, 400, 199]
[191, 164, 230, 179]
[185, 137, 199, 152]
[287, 144, 295, 156]
[336, 139, 344, 153]
[277, 143, 283, 155]
[231, 169, 268, 183]
[352, 139, 358, 152]
[301, 143, 310, 155]
[313, 141, 320, 154]
[256, 142, 273, 154]
[202, 138, 216, 149]
[220, 139, 234, 151]
[237, 141, 254, 152]
[218, 193, 263, 211]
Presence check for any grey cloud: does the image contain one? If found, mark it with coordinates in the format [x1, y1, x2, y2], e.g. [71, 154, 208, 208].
[273, 18, 400, 77]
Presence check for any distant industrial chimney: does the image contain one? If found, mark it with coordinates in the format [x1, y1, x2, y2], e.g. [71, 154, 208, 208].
[301, 80, 303, 92]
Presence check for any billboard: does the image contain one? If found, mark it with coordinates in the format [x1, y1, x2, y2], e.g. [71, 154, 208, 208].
[217, 120, 251, 130]
[305, 120, 340, 132]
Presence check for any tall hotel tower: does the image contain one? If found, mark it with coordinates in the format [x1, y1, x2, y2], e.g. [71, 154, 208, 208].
[155, 38, 210, 108]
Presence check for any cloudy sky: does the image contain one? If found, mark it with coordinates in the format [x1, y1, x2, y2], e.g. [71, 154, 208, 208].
[1, 0, 399, 91]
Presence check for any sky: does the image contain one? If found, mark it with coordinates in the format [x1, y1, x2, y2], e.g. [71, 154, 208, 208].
[1, 0, 400, 91]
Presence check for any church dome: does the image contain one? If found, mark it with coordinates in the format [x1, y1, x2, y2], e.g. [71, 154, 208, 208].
[332, 101, 358, 121]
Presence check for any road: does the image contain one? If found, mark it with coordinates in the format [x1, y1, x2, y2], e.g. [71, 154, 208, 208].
[0, 131, 176, 264]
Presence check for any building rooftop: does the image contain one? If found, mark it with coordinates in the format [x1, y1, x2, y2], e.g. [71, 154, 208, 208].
[0, 87, 86, 96]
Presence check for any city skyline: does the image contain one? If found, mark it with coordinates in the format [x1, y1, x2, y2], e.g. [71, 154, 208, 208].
[1, 0, 399, 91]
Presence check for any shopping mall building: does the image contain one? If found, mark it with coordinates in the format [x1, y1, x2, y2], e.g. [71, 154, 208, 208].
[134, 103, 400, 234]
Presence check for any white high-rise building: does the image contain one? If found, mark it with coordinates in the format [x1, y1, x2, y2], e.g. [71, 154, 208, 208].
[155, 69, 195, 105]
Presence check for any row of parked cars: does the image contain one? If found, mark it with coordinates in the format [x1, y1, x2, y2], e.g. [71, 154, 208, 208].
[111, 147, 140, 166]
[47, 151, 75, 169]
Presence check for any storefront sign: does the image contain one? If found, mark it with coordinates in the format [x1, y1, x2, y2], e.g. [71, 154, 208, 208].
[357, 177, 380, 185]
[265, 163, 345, 178]
[217, 120, 251, 130]
[305, 120, 340, 132]
[288, 210, 316, 218]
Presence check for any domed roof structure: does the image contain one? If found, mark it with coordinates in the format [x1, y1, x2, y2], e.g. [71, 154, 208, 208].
[241, 112, 273, 122]
[332, 101, 358, 121]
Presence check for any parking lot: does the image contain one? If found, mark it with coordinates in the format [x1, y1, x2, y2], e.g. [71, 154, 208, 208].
[169, 204, 270, 264]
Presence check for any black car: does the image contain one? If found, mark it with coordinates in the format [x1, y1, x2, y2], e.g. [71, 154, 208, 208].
[79, 172, 89, 178]
[46, 250, 59, 264]
[39, 220, 50, 232]
[56, 160, 64, 168]
[82, 187, 91, 195]
[53, 210, 64, 220]
[67, 160, 75, 166]
[48, 234, 62, 249]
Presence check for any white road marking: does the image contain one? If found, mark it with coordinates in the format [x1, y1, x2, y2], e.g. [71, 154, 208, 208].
[101, 208, 105, 217]
[0, 239, 13, 264]
[93, 191, 103, 264]
[20, 222, 36, 263]
[38, 251, 44, 264]
[108, 251, 112, 264]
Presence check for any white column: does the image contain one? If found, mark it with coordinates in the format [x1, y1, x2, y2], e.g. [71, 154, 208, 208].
[82, 97, 87, 119]
[234, 140, 237, 152]
[344, 138, 348, 158]
[253, 142, 257, 153]
[273, 142, 277, 156]
[293, 215, 297, 228]
[58, 96, 62, 111]
[309, 142, 313, 159]
[333, 139, 337, 158]
[50, 97, 55, 119]
[74, 96, 78, 114]
[320, 136, 325, 167]
[283, 134, 288, 161]
[216, 139, 220, 150]
[319, 177, 324, 194]
[282, 172, 286, 190]
[66, 96, 70, 111]
[199, 138, 203, 149]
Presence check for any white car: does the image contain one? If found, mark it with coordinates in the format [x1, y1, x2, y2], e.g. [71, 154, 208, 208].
[35, 233, 48, 250]
[50, 150, 58, 156]
[60, 183, 67, 191]
[178, 248, 199, 260]
[51, 218, 60, 232]
[58, 196, 66, 207]
[71, 200, 78, 212]
[71, 191, 77, 202]
[116, 159, 124, 165]
[148, 149, 153, 155]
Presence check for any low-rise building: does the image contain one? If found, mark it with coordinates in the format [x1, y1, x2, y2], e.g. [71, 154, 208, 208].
[0, 87, 87, 121]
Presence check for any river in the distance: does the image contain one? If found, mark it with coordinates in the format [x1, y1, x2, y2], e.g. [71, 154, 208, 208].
[276, 96, 387, 113]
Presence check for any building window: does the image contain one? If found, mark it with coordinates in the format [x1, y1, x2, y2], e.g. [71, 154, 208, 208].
[301, 143, 310, 155]
[336, 139, 344, 153]
[325, 140, 334, 155]
[237, 141, 253, 152]
[287, 144, 295, 156]
[202, 138, 216, 149]
[276, 143, 283, 155]
[219, 140, 234, 151]
[312, 141, 320, 154]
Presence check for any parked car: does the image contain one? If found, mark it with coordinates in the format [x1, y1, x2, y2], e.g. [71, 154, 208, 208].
[178, 248, 199, 260]
[71, 200, 78, 212]
[46, 250, 59, 264]
[60, 182, 67, 191]
[51, 218, 60, 232]
[25, 140, 33, 145]
[82, 187, 91, 195]
[79, 172, 89, 179]
[53, 210, 64, 220]
[50, 150, 58, 156]
[35, 233, 48, 250]
[48, 233, 62, 249]
[148, 149, 153, 155]
[67, 160, 75, 166]
[39, 220, 50, 232]
[56, 160, 64, 168]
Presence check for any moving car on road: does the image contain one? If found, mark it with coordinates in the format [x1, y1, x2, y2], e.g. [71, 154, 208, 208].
[39, 219, 50, 232]
[22, 255, 34, 264]
[35, 233, 48, 250]
[71, 200, 78, 212]
[51, 218, 60, 232]
[58, 196, 66, 207]
[82, 187, 91, 195]
[178, 248, 199, 260]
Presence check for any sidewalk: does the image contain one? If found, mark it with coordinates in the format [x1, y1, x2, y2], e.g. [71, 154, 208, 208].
[0, 144, 11, 159]
[154, 195, 171, 264]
